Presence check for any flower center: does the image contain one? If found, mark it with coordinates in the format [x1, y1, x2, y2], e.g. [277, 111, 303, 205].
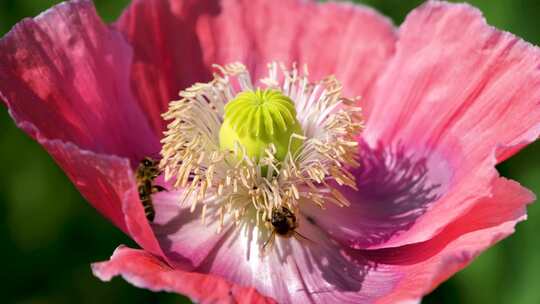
[219, 89, 304, 161]
[158, 62, 363, 242]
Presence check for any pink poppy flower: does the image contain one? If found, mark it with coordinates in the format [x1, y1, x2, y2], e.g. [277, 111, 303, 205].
[1, 0, 539, 303]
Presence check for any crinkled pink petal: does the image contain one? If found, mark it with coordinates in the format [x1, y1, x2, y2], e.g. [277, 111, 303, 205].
[92, 246, 276, 304]
[347, 0, 540, 248]
[151, 189, 402, 303]
[0, 0, 162, 255]
[113, 0, 216, 135]
[194, 0, 397, 103]
[114, 0, 396, 132]
[371, 178, 534, 303]
[18, 120, 164, 258]
[0, 0, 158, 159]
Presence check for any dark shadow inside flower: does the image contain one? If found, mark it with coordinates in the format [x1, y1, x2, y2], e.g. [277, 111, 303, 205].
[150, 206, 199, 269]
[292, 216, 376, 294]
[149, 190, 235, 271]
[302, 140, 448, 249]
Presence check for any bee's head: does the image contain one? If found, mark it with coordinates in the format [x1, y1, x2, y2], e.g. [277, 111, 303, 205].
[270, 207, 296, 233]
[142, 157, 155, 167]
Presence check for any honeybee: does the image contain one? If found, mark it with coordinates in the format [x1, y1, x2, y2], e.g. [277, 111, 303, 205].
[269, 206, 298, 237]
[136, 157, 166, 222]
[263, 206, 311, 250]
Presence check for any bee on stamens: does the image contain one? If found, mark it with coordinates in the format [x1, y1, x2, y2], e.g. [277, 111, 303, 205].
[136, 157, 166, 222]
[263, 206, 311, 250]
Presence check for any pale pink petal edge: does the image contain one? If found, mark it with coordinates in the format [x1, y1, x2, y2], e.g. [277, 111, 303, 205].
[92, 246, 277, 304]
[376, 177, 534, 303]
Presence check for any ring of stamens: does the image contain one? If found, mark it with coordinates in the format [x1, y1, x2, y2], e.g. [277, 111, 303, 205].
[160, 62, 363, 233]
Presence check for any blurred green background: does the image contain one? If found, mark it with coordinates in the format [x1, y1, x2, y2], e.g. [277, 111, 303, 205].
[0, 0, 538, 303]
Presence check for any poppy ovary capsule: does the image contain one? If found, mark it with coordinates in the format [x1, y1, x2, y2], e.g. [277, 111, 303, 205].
[219, 88, 304, 162]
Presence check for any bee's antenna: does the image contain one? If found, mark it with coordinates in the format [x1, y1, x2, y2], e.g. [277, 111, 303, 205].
[147, 151, 162, 159]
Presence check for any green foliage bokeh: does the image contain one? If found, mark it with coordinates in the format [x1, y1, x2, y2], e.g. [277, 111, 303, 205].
[0, 1, 538, 303]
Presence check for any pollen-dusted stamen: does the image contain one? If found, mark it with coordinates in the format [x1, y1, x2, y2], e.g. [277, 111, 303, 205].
[219, 89, 304, 161]
[159, 62, 364, 238]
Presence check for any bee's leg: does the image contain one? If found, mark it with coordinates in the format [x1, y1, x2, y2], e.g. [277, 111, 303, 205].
[293, 231, 316, 246]
[262, 231, 276, 252]
[145, 210, 156, 222]
[151, 185, 167, 193]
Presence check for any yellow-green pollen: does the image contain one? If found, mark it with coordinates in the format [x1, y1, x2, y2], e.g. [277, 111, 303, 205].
[219, 89, 304, 161]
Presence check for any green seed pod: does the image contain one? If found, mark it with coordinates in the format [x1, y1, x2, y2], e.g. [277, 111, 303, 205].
[219, 89, 304, 161]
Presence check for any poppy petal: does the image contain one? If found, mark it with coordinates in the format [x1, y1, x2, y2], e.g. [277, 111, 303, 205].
[30, 129, 164, 257]
[149, 189, 233, 270]
[96, 176, 532, 302]
[370, 178, 534, 303]
[114, 0, 397, 133]
[92, 246, 276, 304]
[0, 0, 161, 254]
[0, 0, 159, 160]
[150, 192, 403, 303]
[302, 141, 449, 249]
[359, 0, 540, 248]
